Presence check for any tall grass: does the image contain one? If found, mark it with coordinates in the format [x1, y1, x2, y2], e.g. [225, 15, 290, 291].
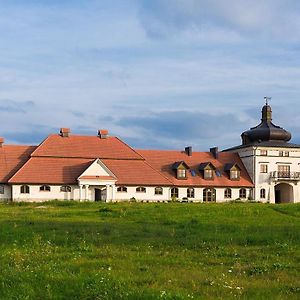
[0, 202, 299, 299]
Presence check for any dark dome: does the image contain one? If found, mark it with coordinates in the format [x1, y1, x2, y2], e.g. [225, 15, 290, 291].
[241, 103, 291, 145]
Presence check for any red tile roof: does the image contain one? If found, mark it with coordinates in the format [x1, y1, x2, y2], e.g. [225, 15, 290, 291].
[9, 157, 94, 184]
[5, 133, 253, 187]
[137, 150, 253, 187]
[102, 159, 171, 186]
[31, 134, 144, 160]
[0, 145, 36, 183]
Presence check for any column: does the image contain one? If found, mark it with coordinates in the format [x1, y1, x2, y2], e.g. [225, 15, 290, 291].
[269, 184, 275, 204]
[106, 184, 110, 202]
[79, 185, 83, 202]
[85, 185, 89, 201]
[111, 185, 115, 202]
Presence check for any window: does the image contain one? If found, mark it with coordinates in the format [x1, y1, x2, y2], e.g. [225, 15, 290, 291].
[203, 188, 216, 202]
[260, 150, 268, 156]
[171, 187, 179, 198]
[20, 185, 30, 194]
[187, 188, 194, 198]
[154, 187, 163, 195]
[239, 188, 247, 199]
[117, 186, 127, 192]
[230, 170, 240, 180]
[278, 165, 290, 178]
[204, 169, 214, 180]
[136, 186, 146, 193]
[60, 185, 71, 192]
[177, 169, 186, 179]
[224, 188, 232, 199]
[279, 151, 289, 157]
[260, 164, 268, 173]
[0, 185, 4, 194]
[40, 185, 50, 192]
[260, 188, 266, 199]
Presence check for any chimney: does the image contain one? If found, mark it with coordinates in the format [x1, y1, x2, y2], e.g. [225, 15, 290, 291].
[210, 147, 219, 159]
[0, 137, 4, 148]
[60, 128, 70, 137]
[98, 129, 108, 139]
[185, 146, 192, 156]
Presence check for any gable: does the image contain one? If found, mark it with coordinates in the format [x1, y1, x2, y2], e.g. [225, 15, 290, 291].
[78, 159, 116, 179]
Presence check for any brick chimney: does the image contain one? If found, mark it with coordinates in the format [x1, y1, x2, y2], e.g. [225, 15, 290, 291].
[60, 128, 70, 137]
[0, 137, 4, 147]
[210, 147, 219, 159]
[98, 129, 108, 139]
[185, 146, 192, 156]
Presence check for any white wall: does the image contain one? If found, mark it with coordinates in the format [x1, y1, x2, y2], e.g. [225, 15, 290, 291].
[12, 185, 80, 202]
[0, 184, 11, 200]
[236, 146, 300, 203]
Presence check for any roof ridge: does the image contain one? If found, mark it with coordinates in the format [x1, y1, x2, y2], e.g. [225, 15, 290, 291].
[114, 137, 145, 160]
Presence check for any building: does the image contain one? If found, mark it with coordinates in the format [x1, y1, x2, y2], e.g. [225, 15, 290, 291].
[224, 102, 300, 203]
[0, 103, 299, 203]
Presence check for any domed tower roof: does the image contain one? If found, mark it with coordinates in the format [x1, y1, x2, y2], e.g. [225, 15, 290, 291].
[241, 99, 291, 146]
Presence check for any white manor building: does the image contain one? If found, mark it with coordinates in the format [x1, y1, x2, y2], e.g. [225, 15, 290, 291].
[0, 103, 299, 203]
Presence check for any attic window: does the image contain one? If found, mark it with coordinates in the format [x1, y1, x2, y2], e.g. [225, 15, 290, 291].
[260, 150, 268, 156]
[172, 161, 189, 180]
[224, 163, 241, 181]
[230, 169, 240, 180]
[204, 169, 214, 180]
[199, 163, 216, 180]
[177, 169, 187, 179]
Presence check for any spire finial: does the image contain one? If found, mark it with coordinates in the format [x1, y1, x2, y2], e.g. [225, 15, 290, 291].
[264, 96, 271, 106]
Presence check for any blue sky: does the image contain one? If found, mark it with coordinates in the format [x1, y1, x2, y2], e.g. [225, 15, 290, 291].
[1, 0, 300, 150]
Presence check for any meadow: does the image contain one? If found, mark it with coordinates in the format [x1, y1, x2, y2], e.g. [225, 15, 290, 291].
[0, 201, 299, 299]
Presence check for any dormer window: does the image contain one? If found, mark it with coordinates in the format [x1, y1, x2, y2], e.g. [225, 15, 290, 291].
[204, 169, 214, 179]
[177, 169, 186, 179]
[172, 161, 189, 180]
[224, 163, 241, 181]
[199, 163, 216, 180]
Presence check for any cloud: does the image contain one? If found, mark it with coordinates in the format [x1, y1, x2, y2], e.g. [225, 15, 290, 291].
[138, 0, 300, 41]
[116, 110, 249, 149]
[0, 99, 35, 113]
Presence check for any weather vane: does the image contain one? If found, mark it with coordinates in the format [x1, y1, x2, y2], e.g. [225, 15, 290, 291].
[264, 96, 271, 105]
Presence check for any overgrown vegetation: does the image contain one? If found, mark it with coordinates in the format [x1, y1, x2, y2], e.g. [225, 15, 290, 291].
[0, 201, 299, 299]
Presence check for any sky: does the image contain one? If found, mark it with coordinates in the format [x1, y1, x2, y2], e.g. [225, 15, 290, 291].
[1, 0, 300, 150]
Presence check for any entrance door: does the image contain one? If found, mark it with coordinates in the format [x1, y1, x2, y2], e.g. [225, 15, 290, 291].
[95, 188, 102, 202]
[275, 190, 281, 204]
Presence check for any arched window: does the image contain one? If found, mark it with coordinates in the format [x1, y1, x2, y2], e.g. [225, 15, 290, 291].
[239, 188, 247, 199]
[136, 186, 146, 193]
[260, 188, 266, 199]
[117, 186, 127, 192]
[171, 187, 178, 198]
[224, 188, 232, 199]
[60, 185, 71, 192]
[20, 185, 30, 194]
[187, 188, 194, 198]
[203, 188, 216, 202]
[40, 185, 51, 192]
[0, 185, 4, 194]
[154, 187, 163, 195]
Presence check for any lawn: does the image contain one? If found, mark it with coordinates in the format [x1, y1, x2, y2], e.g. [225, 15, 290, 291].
[0, 201, 299, 299]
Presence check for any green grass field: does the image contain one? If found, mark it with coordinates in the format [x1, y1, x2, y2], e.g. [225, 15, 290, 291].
[0, 201, 299, 299]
